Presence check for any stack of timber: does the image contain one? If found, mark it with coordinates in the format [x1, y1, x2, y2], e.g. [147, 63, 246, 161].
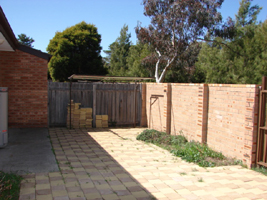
[66, 100, 92, 129]
[96, 115, 108, 128]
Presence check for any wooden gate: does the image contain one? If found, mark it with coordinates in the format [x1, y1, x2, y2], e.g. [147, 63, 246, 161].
[257, 76, 267, 167]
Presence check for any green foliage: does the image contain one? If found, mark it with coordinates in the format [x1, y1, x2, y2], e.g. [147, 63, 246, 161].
[136, 129, 187, 146]
[47, 21, 106, 82]
[252, 166, 267, 176]
[106, 25, 132, 76]
[126, 42, 153, 77]
[136, 129, 237, 167]
[0, 171, 23, 200]
[196, 0, 266, 84]
[164, 42, 202, 83]
[17, 33, 34, 47]
[171, 142, 225, 167]
[235, 0, 262, 28]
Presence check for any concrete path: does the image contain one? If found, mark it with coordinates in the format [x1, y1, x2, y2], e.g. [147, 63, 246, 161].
[0, 128, 58, 174]
[19, 128, 267, 200]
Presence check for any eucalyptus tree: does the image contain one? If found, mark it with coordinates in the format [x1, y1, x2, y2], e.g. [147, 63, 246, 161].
[136, 0, 225, 83]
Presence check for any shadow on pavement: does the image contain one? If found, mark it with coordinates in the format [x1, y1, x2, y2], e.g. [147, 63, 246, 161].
[49, 128, 156, 200]
[0, 128, 59, 175]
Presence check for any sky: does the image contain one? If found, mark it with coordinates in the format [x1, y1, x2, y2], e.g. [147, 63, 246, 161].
[1, 0, 267, 57]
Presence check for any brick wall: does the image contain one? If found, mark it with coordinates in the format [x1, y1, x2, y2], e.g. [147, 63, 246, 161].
[144, 83, 259, 167]
[170, 83, 208, 143]
[207, 84, 259, 167]
[0, 49, 48, 127]
[146, 83, 168, 132]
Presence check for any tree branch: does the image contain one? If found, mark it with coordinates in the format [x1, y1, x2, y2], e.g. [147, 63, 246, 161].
[158, 54, 177, 83]
[197, 38, 245, 57]
[155, 48, 162, 82]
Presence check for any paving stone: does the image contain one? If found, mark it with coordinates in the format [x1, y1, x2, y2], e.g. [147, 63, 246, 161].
[67, 191, 84, 198]
[36, 189, 52, 195]
[20, 187, 36, 195]
[36, 194, 53, 200]
[19, 193, 35, 200]
[52, 190, 68, 197]
[53, 196, 70, 200]
[101, 193, 119, 200]
[19, 128, 267, 200]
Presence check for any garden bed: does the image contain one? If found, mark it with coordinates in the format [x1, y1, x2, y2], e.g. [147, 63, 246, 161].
[136, 129, 242, 167]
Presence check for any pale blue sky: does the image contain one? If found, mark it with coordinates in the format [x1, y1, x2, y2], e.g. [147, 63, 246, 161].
[1, 0, 267, 57]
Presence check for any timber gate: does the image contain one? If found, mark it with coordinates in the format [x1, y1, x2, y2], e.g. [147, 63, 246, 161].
[257, 76, 267, 167]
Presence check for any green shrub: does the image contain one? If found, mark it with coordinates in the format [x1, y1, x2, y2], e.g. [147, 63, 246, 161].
[136, 129, 233, 167]
[136, 129, 187, 146]
[0, 171, 23, 200]
[171, 142, 225, 167]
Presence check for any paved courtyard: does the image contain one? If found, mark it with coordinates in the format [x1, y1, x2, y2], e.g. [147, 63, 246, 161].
[19, 128, 267, 200]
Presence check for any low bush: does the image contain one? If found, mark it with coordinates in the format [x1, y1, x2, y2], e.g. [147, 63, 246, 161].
[137, 129, 240, 167]
[136, 129, 187, 146]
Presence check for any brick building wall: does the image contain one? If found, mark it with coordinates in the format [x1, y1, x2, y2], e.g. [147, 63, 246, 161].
[144, 83, 259, 167]
[0, 49, 48, 127]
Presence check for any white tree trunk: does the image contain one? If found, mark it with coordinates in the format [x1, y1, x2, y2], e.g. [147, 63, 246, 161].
[155, 53, 176, 83]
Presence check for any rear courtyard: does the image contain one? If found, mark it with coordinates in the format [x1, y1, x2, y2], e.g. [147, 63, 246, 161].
[19, 128, 267, 200]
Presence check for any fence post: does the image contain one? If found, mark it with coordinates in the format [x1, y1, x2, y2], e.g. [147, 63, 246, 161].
[93, 84, 96, 128]
[140, 83, 147, 127]
[201, 84, 208, 143]
[166, 83, 172, 134]
[195, 84, 209, 143]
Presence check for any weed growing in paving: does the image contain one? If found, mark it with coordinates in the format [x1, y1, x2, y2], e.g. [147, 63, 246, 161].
[0, 171, 23, 200]
[198, 177, 204, 182]
[136, 129, 241, 167]
[252, 166, 267, 176]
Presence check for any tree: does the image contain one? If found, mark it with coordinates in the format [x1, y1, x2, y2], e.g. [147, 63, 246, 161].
[136, 0, 224, 83]
[126, 41, 153, 77]
[17, 33, 34, 47]
[165, 42, 202, 83]
[47, 21, 106, 82]
[235, 0, 262, 28]
[196, 0, 264, 84]
[107, 25, 132, 76]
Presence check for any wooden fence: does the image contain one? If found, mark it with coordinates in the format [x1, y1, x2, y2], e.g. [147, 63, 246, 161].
[48, 82, 142, 127]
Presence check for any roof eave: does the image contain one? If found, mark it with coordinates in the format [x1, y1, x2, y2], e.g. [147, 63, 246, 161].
[0, 6, 19, 50]
[18, 44, 52, 61]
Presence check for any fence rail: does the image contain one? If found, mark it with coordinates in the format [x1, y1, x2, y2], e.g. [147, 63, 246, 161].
[48, 82, 142, 127]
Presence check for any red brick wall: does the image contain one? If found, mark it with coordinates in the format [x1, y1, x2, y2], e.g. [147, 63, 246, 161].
[146, 83, 168, 132]
[207, 84, 259, 167]
[143, 83, 259, 167]
[170, 83, 207, 143]
[0, 49, 48, 127]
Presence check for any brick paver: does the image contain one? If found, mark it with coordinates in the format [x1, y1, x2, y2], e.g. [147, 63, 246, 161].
[19, 128, 267, 200]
